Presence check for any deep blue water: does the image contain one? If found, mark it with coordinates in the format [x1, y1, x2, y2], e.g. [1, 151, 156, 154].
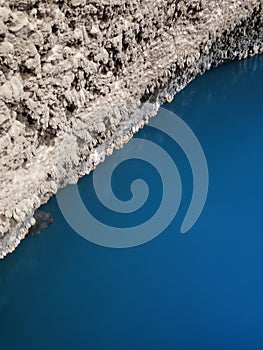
[0, 54, 263, 350]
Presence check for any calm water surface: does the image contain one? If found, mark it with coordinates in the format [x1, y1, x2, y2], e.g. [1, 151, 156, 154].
[0, 54, 262, 350]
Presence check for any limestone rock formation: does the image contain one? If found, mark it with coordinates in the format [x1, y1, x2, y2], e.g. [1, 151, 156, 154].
[0, 0, 262, 258]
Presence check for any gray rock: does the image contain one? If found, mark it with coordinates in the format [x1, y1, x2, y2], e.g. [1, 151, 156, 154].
[0, 0, 262, 258]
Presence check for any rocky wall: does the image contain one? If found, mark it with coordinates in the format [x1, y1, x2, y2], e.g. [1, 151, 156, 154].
[0, 0, 262, 257]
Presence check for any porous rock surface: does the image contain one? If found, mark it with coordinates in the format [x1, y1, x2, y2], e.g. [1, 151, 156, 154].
[0, 0, 262, 258]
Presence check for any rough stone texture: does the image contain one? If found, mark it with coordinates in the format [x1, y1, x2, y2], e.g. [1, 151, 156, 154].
[0, 0, 262, 258]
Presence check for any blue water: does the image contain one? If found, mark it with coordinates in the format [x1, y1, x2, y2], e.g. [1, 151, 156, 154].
[0, 54, 263, 350]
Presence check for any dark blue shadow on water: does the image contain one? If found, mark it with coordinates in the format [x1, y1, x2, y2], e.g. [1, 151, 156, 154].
[0, 53, 262, 350]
